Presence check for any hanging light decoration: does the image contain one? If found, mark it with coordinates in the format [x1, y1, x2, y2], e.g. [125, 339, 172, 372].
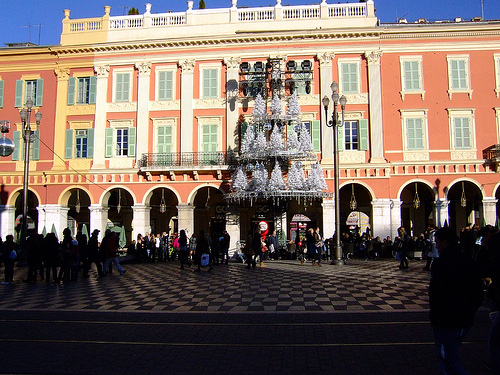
[160, 189, 167, 213]
[461, 181, 467, 207]
[75, 189, 81, 214]
[349, 184, 357, 210]
[205, 188, 211, 208]
[413, 183, 420, 209]
[117, 189, 122, 214]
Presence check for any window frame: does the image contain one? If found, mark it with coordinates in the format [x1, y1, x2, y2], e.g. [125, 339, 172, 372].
[446, 55, 472, 99]
[399, 56, 425, 100]
[155, 67, 176, 101]
[494, 54, 500, 98]
[338, 58, 361, 94]
[447, 108, 476, 159]
[200, 65, 220, 99]
[113, 69, 133, 103]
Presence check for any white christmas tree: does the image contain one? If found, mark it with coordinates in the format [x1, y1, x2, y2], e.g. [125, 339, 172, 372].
[286, 126, 300, 151]
[307, 162, 328, 191]
[231, 167, 249, 191]
[249, 162, 268, 192]
[270, 94, 282, 116]
[268, 125, 285, 152]
[254, 128, 268, 155]
[298, 122, 314, 152]
[287, 92, 301, 118]
[268, 163, 286, 191]
[241, 124, 255, 155]
[287, 162, 307, 190]
[252, 93, 267, 123]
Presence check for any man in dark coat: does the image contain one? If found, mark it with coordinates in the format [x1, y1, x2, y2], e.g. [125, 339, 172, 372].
[429, 226, 484, 374]
[82, 229, 104, 278]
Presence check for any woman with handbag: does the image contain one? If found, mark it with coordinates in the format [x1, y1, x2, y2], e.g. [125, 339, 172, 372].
[178, 230, 191, 270]
[313, 227, 324, 266]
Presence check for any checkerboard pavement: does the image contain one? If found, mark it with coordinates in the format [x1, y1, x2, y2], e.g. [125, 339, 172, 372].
[0, 258, 430, 313]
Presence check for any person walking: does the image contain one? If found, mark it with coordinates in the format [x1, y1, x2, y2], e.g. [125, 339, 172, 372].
[1, 235, 16, 285]
[396, 226, 409, 269]
[220, 230, 230, 265]
[178, 229, 191, 270]
[429, 226, 484, 375]
[306, 228, 317, 265]
[43, 232, 60, 283]
[194, 230, 213, 272]
[313, 227, 324, 266]
[82, 229, 104, 278]
[102, 230, 126, 276]
[252, 228, 264, 267]
[243, 232, 255, 268]
[423, 226, 439, 270]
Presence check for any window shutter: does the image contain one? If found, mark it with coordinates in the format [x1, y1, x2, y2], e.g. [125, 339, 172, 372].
[35, 79, 44, 107]
[311, 120, 320, 152]
[12, 131, 20, 160]
[32, 130, 40, 160]
[87, 128, 94, 158]
[67, 77, 76, 105]
[128, 127, 136, 157]
[65, 129, 73, 159]
[0, 80, 4, 108]
[158, 71, 173, 101]
[89, 76, 97, 104]
[359, 119, 368, 151]
[105, 128, 114, 157]
[15, 80, 23, 107]
[337, 126, 344, 152]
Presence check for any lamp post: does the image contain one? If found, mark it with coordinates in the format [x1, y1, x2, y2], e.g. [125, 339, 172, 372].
[322, 82, 346, 265]
[19, 99, 41, 249]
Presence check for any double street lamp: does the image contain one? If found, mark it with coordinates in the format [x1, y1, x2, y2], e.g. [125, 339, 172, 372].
[322, 82, 346, 265]
[19, 99, 42, 248]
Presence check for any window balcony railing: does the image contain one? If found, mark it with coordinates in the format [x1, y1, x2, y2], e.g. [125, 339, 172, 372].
[139, 151, 237, 171]
[483, 144, 500, 165]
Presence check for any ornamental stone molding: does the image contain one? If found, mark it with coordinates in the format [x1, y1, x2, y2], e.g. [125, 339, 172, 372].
[54, 67, 70, 80]
[194, 98, 226, 109]
[344, 93, 368, 105]
[297, 94, 320, 106]
[179, 59, 196, 73]
[135, 61, 152, 75]
[224, 57, 241, 70]
[94, 64, 110, 77]
[317, 52, 335, 66]
[364, 50, 383, 65]
[451, 150, 477, 160]
[107, 102, 137, 112]
[403, 151, 430, 161]
[340, 151, 365, 163]
[66, 105, 96, 116]
[149, 100, 181, 111]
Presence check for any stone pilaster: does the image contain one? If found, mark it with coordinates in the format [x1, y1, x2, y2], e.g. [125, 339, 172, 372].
[177, 203, 195, 237]
[435, 199, 449, 228]
[224, 57, 241, 150]
[179, 60, 195, 153]
[135, 61, 152, 163]
[92, 65, 110, 170]
[89, 204, 109, 240]
[52, 67, 71, 170]
[37, 204, 70, 240]
[364, 51, 385, 163]
[371, 199, 392, 240]
[131, 204, 151, 242]
[0, 205, 15, 239]
[483, 197, 498, 226]
[322, 199, 335, 238]
[391, 199, 402, 239]
[318, 52, 335, 164]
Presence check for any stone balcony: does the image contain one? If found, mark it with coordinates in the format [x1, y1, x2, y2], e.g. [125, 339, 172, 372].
[60, 0, 377, 46]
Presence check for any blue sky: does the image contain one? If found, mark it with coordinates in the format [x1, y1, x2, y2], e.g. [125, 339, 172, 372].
[1, 0, 499, 46]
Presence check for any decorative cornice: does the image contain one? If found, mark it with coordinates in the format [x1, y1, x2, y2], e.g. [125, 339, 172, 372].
[179, 59, 196, 73]
[364, 50, 383, 65]
[94, 64, 110, 78]
[317, 51, 335, 66]
[224, 57, 241, 70]
[135, 61, 152, 75]
[54, 67, 70, 79]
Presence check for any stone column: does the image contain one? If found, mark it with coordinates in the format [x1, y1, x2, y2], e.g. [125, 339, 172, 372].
[92, 65, 110, 170]
[52, 67, 70, 170]
[0, 205, 16, 239]
[177, 203, 195, 237]
[179, 60, 195, 153]
[135, 62, 152, 163]
[371, 199, 392, 240]
[391, 199, 402, 239]
[483, 197, 498, 226]
[322, 199, 335, 238]
[317, 52, 335, 164]
[435, 199, 449, 228]
[131, 204, 151, 242]
[89, 204, 109, 241]
[224, 57, 241, 150]
[38, 204, 69, 240]
[364, 51, 385, 163]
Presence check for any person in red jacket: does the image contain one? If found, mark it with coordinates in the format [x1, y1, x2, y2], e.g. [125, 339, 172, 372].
[102, 230, 126, 276]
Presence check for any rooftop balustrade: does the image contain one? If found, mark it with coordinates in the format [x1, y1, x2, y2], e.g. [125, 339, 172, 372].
[61, 0, 376, 45]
